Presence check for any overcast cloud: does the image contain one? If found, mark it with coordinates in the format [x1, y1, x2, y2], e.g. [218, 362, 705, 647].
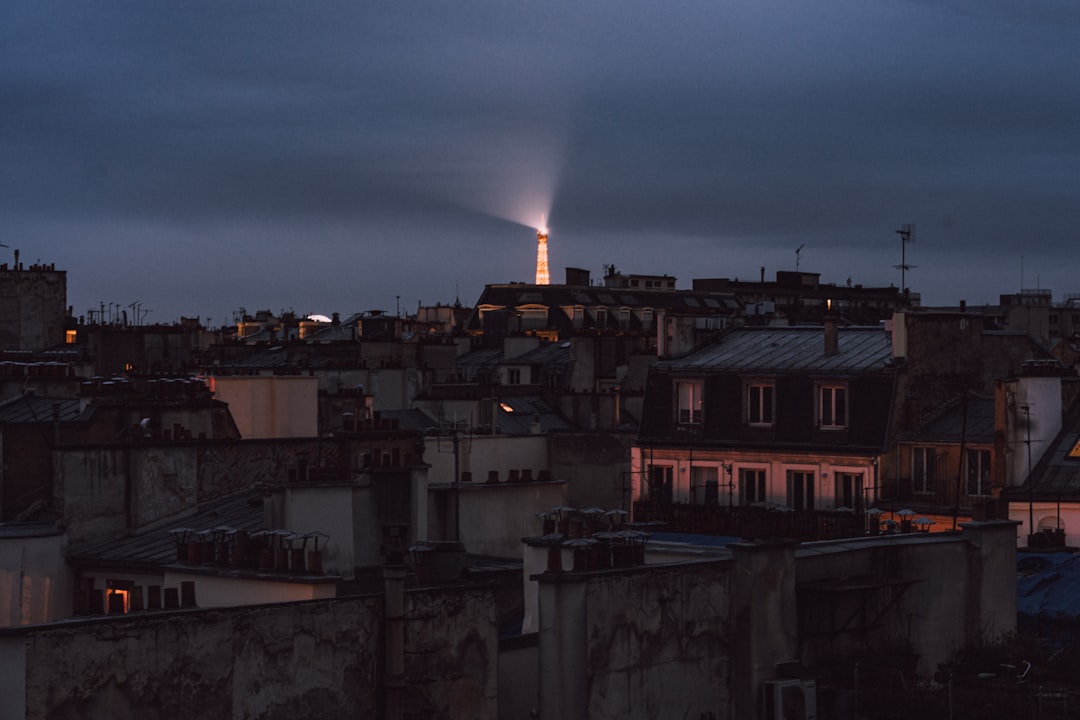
[2, 0, 1078, 323]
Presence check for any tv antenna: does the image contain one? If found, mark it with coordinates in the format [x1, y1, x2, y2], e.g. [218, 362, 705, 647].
[894, 224, 916, 296]
[795, 244, 805, 271]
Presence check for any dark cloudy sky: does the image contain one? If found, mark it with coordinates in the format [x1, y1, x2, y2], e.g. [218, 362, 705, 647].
[3, 1, 1079, 325]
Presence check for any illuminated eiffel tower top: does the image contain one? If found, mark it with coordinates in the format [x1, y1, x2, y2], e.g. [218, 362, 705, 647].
[535, 219, 550, 285]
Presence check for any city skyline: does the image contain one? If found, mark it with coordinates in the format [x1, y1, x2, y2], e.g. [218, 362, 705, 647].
[3, 1, 1079, 323]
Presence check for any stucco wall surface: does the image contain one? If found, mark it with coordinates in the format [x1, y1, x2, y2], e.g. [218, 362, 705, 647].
[9, 585, 497, 720]
[583, 563, 731, 720]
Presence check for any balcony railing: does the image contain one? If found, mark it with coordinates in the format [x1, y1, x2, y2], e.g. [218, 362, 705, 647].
[632, 501, 866, 541]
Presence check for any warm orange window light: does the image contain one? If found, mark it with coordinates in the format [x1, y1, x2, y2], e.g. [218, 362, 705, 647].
[65, 330, 77, 344]
[1069, 439, 1080, 458]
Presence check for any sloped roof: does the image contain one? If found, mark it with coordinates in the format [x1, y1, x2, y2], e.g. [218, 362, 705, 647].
[656, 326, 894, 374]
[68, 491, 266, 568]
[376, 408, 439, 432]
[1002, 401, 1080, 500]
[467, 283, 742, 332]
[495, 396, 575, 435]
[0, 395, 85, 424]
[503, 342, 574, 366]
[900, 396, 995, 444]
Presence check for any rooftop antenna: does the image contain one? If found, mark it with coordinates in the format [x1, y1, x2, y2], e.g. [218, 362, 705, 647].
[894, 224, 916, 296]
[795, 244, 805, 271]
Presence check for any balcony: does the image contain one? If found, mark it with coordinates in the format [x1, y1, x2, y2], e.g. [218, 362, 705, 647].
[632, 501, 866, 541]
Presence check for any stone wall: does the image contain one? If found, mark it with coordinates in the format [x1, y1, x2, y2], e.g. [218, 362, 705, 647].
[56, 439, 333, 545]
[2, 584, 497, 720]
[538, 560, 731, 720]
[549, 431, 635, 511]
[535, 520, 1019, 719]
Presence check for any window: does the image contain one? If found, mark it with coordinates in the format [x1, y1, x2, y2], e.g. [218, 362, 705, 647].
[506, 368, 522, 385]
[913, 447, 937, 494]
[835, 472, 863, 510]
[106, 579, 133, 614]
[740, 468, 767, 505]
[747, 383, 774, 426]
[691, 466, 718, 505]
[647, 465, 673, 505]
[787, 470, 815, 510]
[966, 449, 991, 497]
[818, 384, 847, 429]
[677, 381, 703, 424]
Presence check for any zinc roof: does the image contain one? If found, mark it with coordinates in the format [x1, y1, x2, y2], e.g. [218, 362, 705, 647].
[901, 397, 995, 444]
[68, 491, 266, 567]
[656, 326, 894, 374]
[0, 396, 84, 424]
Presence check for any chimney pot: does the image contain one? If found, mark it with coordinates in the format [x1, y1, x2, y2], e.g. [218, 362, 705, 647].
[824, 317, 839, 357]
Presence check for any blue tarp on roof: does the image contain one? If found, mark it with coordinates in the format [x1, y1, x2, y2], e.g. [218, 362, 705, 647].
[1016, 551, 1080, 636]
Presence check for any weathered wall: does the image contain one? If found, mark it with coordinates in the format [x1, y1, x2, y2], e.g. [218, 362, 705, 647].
[795, 520, 1018, 674]
[0, 267, 66, 352]
[585, 565, 731, 720]
[550, 431, 634, 511]
[537, 561, 731, 720]
[499, 637, 539, 720]
[0, 532, 70, 627]
[56, 439, 334, 545]
[3, 584, 497, 720]
[429, 481, 567, 557]
[426, 434, 548, 485]
[535, 521, 1018, 719]
[207, 376, 318, 439]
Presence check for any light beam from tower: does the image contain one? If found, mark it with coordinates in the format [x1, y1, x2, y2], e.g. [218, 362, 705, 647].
[535, 218, 550, 285]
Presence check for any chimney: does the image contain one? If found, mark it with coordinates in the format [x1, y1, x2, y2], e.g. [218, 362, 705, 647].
[824, 308, 839, 357]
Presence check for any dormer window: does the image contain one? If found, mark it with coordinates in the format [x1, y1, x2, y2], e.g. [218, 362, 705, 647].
[747, 382, 774, 426]
[676, 380, 703, 424]
[817, 383, 848, 429]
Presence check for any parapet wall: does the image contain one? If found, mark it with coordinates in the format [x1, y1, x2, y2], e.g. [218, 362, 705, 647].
[0, 585, 497, 720]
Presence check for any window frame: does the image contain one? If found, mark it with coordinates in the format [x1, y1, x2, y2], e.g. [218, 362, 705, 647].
[746, 381, 775, 427]
[966, 448, 991, 497]
[912, 446, 937, 495]
[739, 467, 767, 505]
[817, 382, 848, 429]
[646, 464, 674, 505]
[676, 379, 704, 425]
[834, 471, 864, 511]
[787, 469, 815, 510]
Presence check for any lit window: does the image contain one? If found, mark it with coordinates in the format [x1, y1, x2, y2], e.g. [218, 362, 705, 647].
[966, 449, 991, 496]
[106, 579, 133, 614]
[65, 330, 77, 344]
[676, 380, 703, 424]
[913, 447, 937, 494]
[747, 383, 774, 426]
[818, 384, 847, 429]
